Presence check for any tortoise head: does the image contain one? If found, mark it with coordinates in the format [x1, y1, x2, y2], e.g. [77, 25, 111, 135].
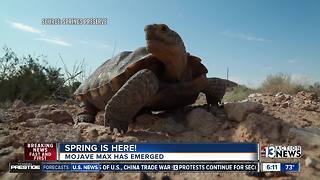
[144, 24, 187, 81]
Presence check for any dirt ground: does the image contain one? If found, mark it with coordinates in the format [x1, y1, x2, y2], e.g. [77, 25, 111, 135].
[0, 91, 319, 180]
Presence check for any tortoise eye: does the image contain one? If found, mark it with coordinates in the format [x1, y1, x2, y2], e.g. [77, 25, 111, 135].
[160, 25, 168, 32]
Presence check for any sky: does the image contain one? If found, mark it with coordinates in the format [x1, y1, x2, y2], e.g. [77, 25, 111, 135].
[0, 0, 319, 87]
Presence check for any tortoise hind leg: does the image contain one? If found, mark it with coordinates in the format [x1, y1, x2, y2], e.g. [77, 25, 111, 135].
[203, 78, 238, 106]
[76, 100, 98, 123]
[104, 69, 159, 133]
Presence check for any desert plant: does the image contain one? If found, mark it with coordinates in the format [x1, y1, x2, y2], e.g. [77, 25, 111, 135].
[0, 46, 84, 104]
[223, 85, 255, 102]
[57, 54, 85, 95]
[308, 82, 320, 97]
[0, 46, 19, 80]
[258, 73, 306, 95]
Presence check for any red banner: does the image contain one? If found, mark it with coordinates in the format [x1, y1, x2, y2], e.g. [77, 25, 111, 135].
[24, 143, 57, 161]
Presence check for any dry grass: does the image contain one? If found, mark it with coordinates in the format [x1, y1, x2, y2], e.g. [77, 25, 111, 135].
[258, 73, 306, 95]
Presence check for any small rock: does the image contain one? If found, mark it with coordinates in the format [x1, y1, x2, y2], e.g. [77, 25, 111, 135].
[153, 118, 186, 134]
[161, 175, 171, 180]
[139, 172, 150, 180]
[233, 113, 282, 143]
[95, 173, 104, 179]
[301, 104, 318, 111]
[97, 134, 113, 142]
[1, 172, 38, 180]
[284, 94, 292, 101]
[275, 92, 284, 97]
[220, 122, 230, 130]
[248, 94, 256, 99]
[275, 94, 286, 102]
[240, 99, 249, 103]
[133, 114, 158, 129]
[15, 111, 35, 122]
[186, 108, 219, 134]
[40, 105, 55, 111]
[89, 129, 99, 138]
[11, 99, 26, 109]
[297, 91, 318, 101]
[21, 118, 53, 127]
[248, 93, 262, 100]
[36, 109, 73, 124]
[133, 114, 186, 134]
[0, 147, 24, 172]
[176, 131, 205, 142]
[289, 128, 320, 147]
[305, 156, 316, 167]
[0, 135, 14, 149]
[224, 102, 264, 122]
[0, 147, 13, 156]
[74, 122, 93, 130]
[280, 102, 289, 108]
[12, 142, 22, 149]
[115, 136, 139, 142]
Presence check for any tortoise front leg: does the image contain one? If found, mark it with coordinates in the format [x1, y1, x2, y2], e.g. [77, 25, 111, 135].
[203, 78, 238, 106]
[104, 69, 159, 133]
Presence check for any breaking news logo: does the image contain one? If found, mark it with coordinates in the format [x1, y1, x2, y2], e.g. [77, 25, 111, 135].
[24, 143, 57, 161]
[261, 145, 302, 158]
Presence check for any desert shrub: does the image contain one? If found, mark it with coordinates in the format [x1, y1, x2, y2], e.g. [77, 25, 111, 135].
[308, 82, 320, 97]
[0, 46, 19, 80]
[258, 73, 306, 95]
[0, 46, 82, 104]
[223, 85, 255, 102]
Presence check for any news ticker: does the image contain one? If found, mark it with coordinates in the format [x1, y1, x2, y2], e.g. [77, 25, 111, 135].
[23, 143, 302, 161]
[9, 162, 300, 173]
[10, 143, 302, 173]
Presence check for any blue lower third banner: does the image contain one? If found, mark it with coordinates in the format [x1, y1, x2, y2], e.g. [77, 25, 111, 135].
[40, 162, 259, 172]
[58, 143, 258, 161]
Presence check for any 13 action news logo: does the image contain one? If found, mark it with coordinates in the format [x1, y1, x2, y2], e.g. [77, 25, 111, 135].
[261, 145, 302, 158]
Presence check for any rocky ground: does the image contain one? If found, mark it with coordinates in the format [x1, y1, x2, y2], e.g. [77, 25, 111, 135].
[0, 91, 319, 180]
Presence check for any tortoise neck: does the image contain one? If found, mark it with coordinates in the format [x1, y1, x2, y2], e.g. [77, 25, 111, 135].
[162, 56, 187, 81]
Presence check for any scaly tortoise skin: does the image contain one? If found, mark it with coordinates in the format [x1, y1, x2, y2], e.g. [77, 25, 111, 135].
[74, 24, 237, 133]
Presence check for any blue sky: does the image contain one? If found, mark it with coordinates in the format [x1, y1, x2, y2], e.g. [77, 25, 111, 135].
[0, 0, 319, 87]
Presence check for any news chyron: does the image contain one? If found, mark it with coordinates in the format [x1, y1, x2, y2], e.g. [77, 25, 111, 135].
[260, 145, 302, 159]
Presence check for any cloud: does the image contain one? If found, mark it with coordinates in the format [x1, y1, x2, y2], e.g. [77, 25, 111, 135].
[263, 66, 273, 71]
[36, 37, 72, 47]
[222, 30, 271, 42]
[79, 40, 89, 45]
[6, 20, 42, 34]
[288, 58, 298, 64]
[80, 40, 113, 50]
[96, 42, 113, 50]
[6, 20, 71, 47]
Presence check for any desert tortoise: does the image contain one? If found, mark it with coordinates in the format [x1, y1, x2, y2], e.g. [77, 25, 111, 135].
[74, 24, 237, 133]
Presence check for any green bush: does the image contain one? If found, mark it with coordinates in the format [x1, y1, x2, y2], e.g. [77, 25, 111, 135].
[223, 85, 255, 102]
[258, 73, 306, 95]
[0, 46, 80, 104]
